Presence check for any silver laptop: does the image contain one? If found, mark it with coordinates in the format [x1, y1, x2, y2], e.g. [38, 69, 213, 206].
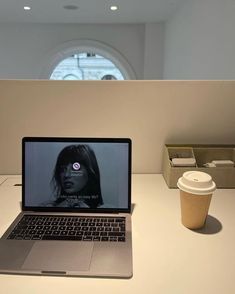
[0, 137, 132, 278]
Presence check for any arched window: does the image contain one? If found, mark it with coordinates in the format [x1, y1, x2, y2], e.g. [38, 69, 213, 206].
[50, 53, 124, 80]
[40, 40, 136, 80]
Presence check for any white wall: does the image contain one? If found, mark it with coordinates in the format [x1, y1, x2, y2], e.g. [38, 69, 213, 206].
[1, 1, 235, 81]
[1, 80, 235, 174]
[0, 23, 165, 80]
[143, 23, 165, 79]
[163, 0, 235, 79]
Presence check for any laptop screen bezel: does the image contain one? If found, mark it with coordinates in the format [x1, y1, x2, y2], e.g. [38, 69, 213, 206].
[22, 137, 132, 214]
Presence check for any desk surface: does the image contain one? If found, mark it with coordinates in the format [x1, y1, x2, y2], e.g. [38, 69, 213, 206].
[0, 174, 235, 294]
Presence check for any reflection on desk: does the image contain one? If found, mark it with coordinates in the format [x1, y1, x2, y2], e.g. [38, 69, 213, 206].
[0, 174, 235, 294]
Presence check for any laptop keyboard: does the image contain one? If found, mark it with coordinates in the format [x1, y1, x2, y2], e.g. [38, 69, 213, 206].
[7, 215, 126, 242]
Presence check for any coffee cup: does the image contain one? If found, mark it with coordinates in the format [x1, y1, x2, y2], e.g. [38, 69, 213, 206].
[177, 171, 216, 229]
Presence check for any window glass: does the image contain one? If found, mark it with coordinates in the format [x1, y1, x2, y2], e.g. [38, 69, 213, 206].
[50, 53, 124, 80]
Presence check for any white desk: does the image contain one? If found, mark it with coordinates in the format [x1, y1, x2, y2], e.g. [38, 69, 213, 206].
[0, 174, 235, 294]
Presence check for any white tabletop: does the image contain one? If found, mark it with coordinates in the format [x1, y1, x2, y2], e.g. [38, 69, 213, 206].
[0, 174, 235, 294]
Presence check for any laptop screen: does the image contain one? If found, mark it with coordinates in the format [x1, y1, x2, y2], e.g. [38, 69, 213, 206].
[22, 138, 131, 213]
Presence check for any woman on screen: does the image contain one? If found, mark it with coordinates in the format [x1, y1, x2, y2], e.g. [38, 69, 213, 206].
[51, 144, 103, 208]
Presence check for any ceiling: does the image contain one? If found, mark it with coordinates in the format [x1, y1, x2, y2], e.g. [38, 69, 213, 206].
[0, 0, 185, 24]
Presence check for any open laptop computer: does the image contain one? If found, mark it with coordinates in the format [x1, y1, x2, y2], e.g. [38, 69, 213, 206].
[0, 137, 132, 278]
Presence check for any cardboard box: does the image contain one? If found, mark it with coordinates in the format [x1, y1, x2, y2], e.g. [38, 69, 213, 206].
[162, 144, 235, 188]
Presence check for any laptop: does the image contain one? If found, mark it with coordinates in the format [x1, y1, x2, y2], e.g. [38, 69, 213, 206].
[0, 137, 132, 278]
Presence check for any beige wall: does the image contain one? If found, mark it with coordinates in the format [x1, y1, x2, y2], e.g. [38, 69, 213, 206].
[1, 80, 235, 174]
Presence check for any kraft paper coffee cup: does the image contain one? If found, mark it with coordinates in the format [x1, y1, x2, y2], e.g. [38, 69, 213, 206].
[177, 171, 216, 229]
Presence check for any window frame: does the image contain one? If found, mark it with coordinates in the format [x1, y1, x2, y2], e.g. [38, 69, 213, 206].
[40, 39, 136, 80]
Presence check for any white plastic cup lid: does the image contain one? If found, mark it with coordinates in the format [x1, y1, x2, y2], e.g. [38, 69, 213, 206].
[177, 171, 216, 195]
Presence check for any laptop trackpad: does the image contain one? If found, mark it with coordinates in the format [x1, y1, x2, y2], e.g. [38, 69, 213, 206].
[22, 241, 93, 272]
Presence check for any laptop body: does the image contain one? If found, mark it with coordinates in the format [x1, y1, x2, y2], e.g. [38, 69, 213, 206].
[0, 137, 132, 278]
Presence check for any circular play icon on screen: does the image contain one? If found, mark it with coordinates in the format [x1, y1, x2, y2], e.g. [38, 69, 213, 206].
[72, 162, 80, 171]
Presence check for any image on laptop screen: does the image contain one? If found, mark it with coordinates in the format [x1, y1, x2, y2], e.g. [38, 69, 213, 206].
[23, 139, 131, 212]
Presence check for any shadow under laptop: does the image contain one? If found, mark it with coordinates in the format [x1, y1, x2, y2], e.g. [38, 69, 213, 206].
[131, 203, 136, 214]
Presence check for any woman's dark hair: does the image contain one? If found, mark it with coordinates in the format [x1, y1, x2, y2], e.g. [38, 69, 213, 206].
[52, 144, 103, 208]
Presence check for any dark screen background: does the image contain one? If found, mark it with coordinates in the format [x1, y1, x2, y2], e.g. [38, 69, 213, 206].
[24, 141, 130, 210]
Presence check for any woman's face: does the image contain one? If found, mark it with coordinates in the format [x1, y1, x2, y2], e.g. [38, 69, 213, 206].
[59, 162, 88, 195]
